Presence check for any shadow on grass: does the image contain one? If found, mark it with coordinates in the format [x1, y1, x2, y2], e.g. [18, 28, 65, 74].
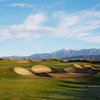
[60, 78, 100, 85]
[34, 73, 52, 77]
[38, 89, 100, 100]
[39, 86, 100, 100]
[36, 79, 100, 100]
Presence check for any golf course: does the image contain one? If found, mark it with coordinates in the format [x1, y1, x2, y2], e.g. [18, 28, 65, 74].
[0, 59, 100, 100]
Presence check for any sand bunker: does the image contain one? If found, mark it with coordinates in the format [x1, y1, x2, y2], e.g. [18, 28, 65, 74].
[73, 64, 84, 69]
[91, 66, 100, 71]
[83, 65, 93, 68]
[49, 73, 91, 78]
[14, 67, 33, 76]
[65, 73, 91, 78]
[32, 65, 53, 73]
[13, 63, 98, 78]
[64, 67, 95, 74]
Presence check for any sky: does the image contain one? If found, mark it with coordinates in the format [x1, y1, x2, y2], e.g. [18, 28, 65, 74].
[0, 0, 100, 56]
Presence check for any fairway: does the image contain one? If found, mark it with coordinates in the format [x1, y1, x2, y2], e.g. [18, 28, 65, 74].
[0, 60, 100, 100]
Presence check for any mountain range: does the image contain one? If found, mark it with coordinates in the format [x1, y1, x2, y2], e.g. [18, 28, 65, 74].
[6, 48, 100, 60]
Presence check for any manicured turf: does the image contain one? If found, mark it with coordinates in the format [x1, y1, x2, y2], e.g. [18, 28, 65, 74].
[0, 60, 100, 100]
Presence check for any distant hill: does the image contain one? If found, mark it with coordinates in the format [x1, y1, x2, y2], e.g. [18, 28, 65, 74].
[5, 56, 27, 60]
[5, 48, 100, 60]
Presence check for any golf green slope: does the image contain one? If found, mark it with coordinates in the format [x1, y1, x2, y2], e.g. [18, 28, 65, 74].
[0, 59, 100, 100]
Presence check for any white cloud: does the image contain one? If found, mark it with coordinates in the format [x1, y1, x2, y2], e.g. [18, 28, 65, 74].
[53, 11, 100, 42]
[9, 3, 35, 8]
[8, 13, 47, 38]
[0, 11, 100, 43]
[0, 29, 11, 40]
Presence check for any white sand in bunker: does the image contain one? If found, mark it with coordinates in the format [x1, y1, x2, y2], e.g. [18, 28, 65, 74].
[73, 64, 84, 69]
[13, 64, 98, 78]
[83, 65, 93, 68]
[32, 65, 53, 73]
[91, 66, 100, 71]
[63, 67, 96, 74]
[14, 67, 34, 76]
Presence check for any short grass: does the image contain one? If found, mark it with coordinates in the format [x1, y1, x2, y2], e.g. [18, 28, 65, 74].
[0, 60, 100, 100]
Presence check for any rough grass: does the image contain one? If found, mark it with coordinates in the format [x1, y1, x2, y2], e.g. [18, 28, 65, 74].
[0, 78, 100, 100]
[0, 60, 100, 100]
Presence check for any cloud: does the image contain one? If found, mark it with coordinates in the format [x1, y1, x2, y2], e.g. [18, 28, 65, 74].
[52, 11, 100, 42]
[0, 11, 100, 43]
[9, 3, 35, 8]
[0, 29, 11, 40]
[8, 13, 47, 38]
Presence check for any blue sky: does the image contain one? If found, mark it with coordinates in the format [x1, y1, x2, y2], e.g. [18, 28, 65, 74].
[0, 0, 100, 56]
